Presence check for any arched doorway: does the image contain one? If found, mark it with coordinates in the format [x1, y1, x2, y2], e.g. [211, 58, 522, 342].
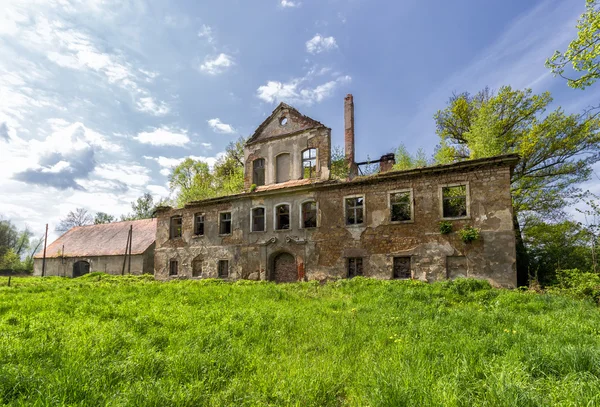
[271, 252, 297, 283]
[73, 261, 90, 278]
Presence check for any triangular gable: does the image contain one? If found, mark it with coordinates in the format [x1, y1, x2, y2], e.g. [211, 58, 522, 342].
[246, 102, 327, 145]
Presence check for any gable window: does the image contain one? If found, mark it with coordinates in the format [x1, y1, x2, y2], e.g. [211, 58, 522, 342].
[347, 258, 363, 278]
[170, 216, 182, 239]
[275, 204, 290, 230]
[169, 259, 178, 276]
[442, 185, 468, 218]
[301, 201, 317, 228]
[194, 213, 205, 235]
[393, 257, 411, 279]
[253, 158, 265, 186]
[302, 148, 317, 179]
[218, 260, 229, 278]
[276, 153, 291, 183]
[345, 196, 364, 225]
[219, 212, 232, 235]
[390, 190, 412, 222]
[251, 207, 266, 232]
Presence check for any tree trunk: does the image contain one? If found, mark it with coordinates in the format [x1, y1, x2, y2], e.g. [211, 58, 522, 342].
[513, 212, 530, 287]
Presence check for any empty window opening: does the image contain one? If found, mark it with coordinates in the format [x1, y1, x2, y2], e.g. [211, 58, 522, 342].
[390, 191, 412, 222]
[192, 257, 203, 278]
[302, 201, 317, 228]
[73, 261, 90, 278]
[276, 153, 291, 183]
[253, 158, 265, 186]
[280, 117, 288, 126]
[442, 185, 467, 218]
[276, 204, 290, 230]
[170, 216, 182, 239]
[302, 148, 317, 179]
[194, 213, 205, 236]
[218, 260, 229, 278]
[347, 258, 363, 278]
[169, 259, 178, 276]
[345, 197, 364, 225]
[393, 257, 411, 279]
[220, 212, 232, 235]
[252, 207, 265, 232]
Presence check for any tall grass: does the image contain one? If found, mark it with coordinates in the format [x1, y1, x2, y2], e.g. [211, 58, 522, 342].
[1, 275, 600, 406]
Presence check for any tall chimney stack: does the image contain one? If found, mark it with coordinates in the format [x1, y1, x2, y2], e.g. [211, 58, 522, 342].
[344, 94, 357, 178]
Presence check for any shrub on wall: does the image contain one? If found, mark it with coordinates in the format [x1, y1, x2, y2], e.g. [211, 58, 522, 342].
[458, 225, 480, 243]
[439, 221, 453, 235]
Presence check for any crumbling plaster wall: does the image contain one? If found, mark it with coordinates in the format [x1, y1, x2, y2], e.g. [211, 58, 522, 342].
[33, 254, 147, 277]
[244, 128, 331, 189]
[155, 163, 516, 287]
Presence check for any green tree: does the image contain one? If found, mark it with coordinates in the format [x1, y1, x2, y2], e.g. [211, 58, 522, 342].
[434, 86, 600, 284]
[393, 144, 430, 171]
[330, 146, 349, 179]
[121, 193, 161, 220]
[546, 0, 600, 89]
[94, 212, 116, 224]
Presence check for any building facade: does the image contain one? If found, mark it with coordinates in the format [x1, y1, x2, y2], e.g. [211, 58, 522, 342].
[34, 219, 156, 277]
[154, 96, 518, 287]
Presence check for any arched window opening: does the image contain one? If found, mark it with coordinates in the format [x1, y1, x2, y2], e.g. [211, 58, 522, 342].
[302, 148, 317, 179]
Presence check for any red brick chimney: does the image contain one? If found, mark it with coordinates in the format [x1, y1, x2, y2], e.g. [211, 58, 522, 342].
[344, 94, 357, 178]
[379, 153, 396, 173]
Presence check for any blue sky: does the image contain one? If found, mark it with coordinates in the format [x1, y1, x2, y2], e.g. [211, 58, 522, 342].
[0, 0, 594, 240]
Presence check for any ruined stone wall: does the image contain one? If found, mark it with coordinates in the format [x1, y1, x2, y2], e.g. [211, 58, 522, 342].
[33, 254, 146, 277]
[155, 163, 516, 287]
[243, 127, 331, 189]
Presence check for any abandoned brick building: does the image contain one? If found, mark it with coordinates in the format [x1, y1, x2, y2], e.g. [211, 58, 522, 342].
[33, 219, 156, 277]
[155, 95, 518, 287]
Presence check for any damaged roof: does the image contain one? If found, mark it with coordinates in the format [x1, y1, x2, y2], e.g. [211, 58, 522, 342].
[34, 218, 156, 259]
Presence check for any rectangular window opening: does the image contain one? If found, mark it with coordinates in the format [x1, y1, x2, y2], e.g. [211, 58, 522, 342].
[192, 258, 203, 277]
[170, 216, 182, 239]
[194, 213, 205, 236]
[442, 185, 467, 218]
[302, 201, 317, 228]
[347, 257, 363, 278]
[169, 259, 178, 276]
[345, 197, 364, 225]
[302, 148, 317, 179]
[253, 158, 265, 186]
[218, 260, 229, 279]
[276, 205, 290, 230]
[390, 191, 412, 222]
[393, 257, 411, 279]
[220, 212, 232, 235]
[252, 207, 265, 232]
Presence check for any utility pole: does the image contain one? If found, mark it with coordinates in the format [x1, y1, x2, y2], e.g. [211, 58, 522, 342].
[41, 224, 48, 277]
[127, 225, 132, 274]
[121, 225, 131, 276]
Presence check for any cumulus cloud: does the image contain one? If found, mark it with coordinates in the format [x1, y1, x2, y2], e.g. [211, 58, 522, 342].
[136, 97, 170, 116]
[199, 53, 234, 75]
[198, 24, 215, 44]
[208, 118, 235, 134]
[134, 127, 190, 147]
[94, 162, 151, 186]
[257, 75, 351, 105]
[280, 0, 300, 7]
[144, 154, 224, 176]
[0, 122, 9, 141]
[147, 184, 170, 196]
[306, 34, 338, 54]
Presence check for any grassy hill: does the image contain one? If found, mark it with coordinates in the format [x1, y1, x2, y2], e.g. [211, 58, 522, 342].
[1, 275, 600, 406]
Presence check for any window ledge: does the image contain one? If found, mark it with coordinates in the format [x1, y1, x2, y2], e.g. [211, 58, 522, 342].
[390, 220, 414, 224]
[441, 216, 471, 221]
[218, 234, 232, 237]
[250, 230, 267, 234]
[274, 228, 291, 232]
[191, 234, 204, 238]
[345, 224, 365, 228]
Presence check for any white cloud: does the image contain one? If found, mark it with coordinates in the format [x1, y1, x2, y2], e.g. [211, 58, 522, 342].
[280, 0, 300, 8]
[207, 118, 235, 134]
[144, 154, 224, 176]
[198, 24, 214, 44]
[199, 53, 234, 75]
[201, 142, 213, 149]
[94, 163, 151, 186]
[306, 34, 338, 54]
[134, 127, 190, 147]
[147, 184, 170, 196]
[257, 75, 351, 105]
[136, 97, 170, 116]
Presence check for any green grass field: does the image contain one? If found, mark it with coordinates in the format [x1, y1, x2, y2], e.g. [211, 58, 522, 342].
[1, 275, 600, 406]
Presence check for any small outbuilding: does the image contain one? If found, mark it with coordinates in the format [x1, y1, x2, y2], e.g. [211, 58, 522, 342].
[33, 219, 156, 277]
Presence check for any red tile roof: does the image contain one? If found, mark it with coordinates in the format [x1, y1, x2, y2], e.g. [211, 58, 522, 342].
[34, 218, 156, 258]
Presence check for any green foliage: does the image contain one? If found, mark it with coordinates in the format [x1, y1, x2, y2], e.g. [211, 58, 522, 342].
[458, 225, 480, 243]
[250, 183, 257, 192]
[0, 218, 37, 273]
[546, 0, 600, 89]
[169, 137, 246, 207]
[94, 212, 115, 224]
[2, 277, 600, 405]
[392, 144, 430, 171]
[434, 86, 600, 220]
[547, 269, 600, 304]
[439, 220, 453, 234]
[330, 145, 349, 179]
[524, 220, 593, 285]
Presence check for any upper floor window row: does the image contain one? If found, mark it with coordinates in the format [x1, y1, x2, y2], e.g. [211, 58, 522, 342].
[252, 148, 318, 186]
